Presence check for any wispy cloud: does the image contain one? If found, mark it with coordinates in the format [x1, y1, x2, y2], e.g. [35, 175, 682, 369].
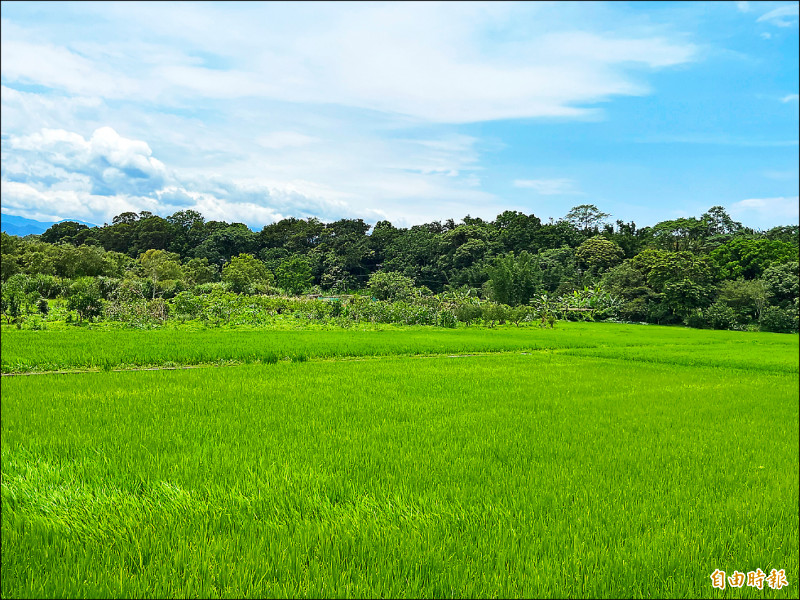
[514, 179, 581, 195]
[634, 134, 799, 146]
[730, 196, 800, 224]
[756, 3, 800, 27]
[0, 3, 697, 124]
[255, 132, 320, 150]
[781, 93, 800, 102]
[736, 1, 751, 13]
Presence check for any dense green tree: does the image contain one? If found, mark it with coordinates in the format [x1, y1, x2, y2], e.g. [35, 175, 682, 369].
[41, 221, 89, 245]
[630, 249, 713, 292]
[367, 271, 415, 301]
[493, 210, 542, 254]
[183, 257, 217, 285]
[193, 224, 258, 265]
[221, 253, 272, 294]
[761, 262, 799, 309]
[484, 251, 542, 306]
[710, 238, 798, 280]
[532, 221, 584, 251]
[259, 217, 323, 254]
[139, 249, 184, 298]
[650, 217, 707, 252]
[564, 204, 610, 231]
[537, 247, 580, 294]
[66, 277, 103, 322]
[575, 236, 625, 274]
[715, 279, 767, 324]
[275, 256, 313, 295]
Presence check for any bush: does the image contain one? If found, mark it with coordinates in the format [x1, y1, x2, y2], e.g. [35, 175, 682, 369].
[436, 309, 458, 328]
[454, 303, 482, 326]
[30, 274, 66, 299]
[171, 291, 203, 321]
[368, 271, 415, 301]
[684, 311, 706, 329]
[759, 305, 798, 333]
[96, 276, 122, 300]
[66, 277, 103, 322]
[704, 301, 738, 330]
[148, 298, 169, 323]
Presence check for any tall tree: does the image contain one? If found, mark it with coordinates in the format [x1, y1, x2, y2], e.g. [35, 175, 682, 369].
[564, 205, 611, 231]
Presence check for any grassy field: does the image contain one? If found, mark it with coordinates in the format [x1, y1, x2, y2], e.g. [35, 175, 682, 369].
[2, 324, 798, 598]
[2, 321, 798, 374]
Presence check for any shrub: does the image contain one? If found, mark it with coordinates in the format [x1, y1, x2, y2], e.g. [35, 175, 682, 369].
[454, 303, 482, 326]
[684, 311, 706, 329]
[368, 271, 415, 301]
[759, 305, 798, 334]
[704, 301, 738, 330]
[66, 277, 103, 323]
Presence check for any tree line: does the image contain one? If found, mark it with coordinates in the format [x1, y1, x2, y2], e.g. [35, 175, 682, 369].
[1, 204, 798, 332]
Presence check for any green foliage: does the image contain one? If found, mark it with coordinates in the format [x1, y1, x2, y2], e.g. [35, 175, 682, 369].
[1, 207, 798, 334]
[275, 256, 313, 295]
[172, 291, 203, 322]
[367, 271, 415, 301]
[761, 261, 799, 309]
[36, 297, 49, 317]
[704, 301, 739, 331]
[710, 237, 798, 280]
[575, 236, 624, 273]
[715, 279, 767, 324]
[66, 277, 103, 322]
[759, 305, 799, 334]
[649, 217, 707, 252]
[183, 257, 217, 285]
[221, 253, 273, 294]
[139, 249, 183, 298]
[563, 204, 610, 231]
[453, 302, 482, 326]
[630, 249, 713, 292]
[484, 251, 542, 306]
[481, 302, 509, 327]
[662, 279, 713, 319]
[40, 221, 89, 245]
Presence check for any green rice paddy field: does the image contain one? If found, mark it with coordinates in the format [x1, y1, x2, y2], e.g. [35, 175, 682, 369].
[2, 323, 798, 598]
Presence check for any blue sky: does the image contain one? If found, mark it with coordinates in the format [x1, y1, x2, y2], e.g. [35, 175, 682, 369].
[1, 1, 797, 230]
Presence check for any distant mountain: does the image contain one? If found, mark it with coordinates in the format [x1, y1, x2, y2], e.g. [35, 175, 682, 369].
[1, 213, 98, 237]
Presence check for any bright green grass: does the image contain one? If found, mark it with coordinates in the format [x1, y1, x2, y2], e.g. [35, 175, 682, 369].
[2, 339, 798, 598]
[2, 322, 798, 374]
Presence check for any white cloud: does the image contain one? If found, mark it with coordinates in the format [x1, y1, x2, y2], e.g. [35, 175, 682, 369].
[730, 196, 800, 224]
[737, 1, 751, 12]
[0, 40, 139, 98]
[514, 178, 581, 195]
[756, 4, 800, 27]
[781, 93, 799, 102]
[0, 180, 146, 223]
[0, 3, 697, 124]
[256, 132, 320, 150]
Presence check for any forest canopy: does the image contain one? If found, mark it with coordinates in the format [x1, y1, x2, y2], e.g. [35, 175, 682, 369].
[2, 204, 798, 332]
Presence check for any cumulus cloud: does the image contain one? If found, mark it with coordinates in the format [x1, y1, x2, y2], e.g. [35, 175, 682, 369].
[514, 178, 581, 195]
[0, 126, 366, 227]
[7, 127, 167, 196]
